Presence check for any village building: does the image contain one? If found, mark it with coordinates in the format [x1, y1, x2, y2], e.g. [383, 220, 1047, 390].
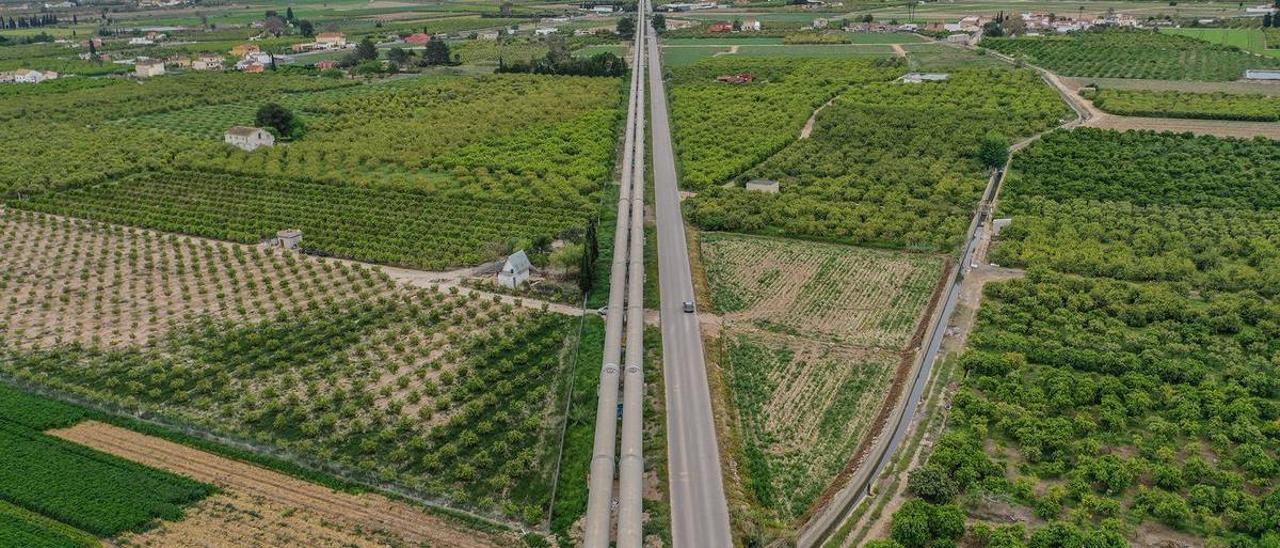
[9, 69, 58, 83]
[477, 30, 501, 40]
[590, 4, 616, 13]
[167, 55, 192, 68]
[231, 44, 260, 57]
[315, 59, 338, 70]
[740, 18, 761, 31]
[745, 179, 779, 193]
[135, 60, 165, 78]
[535, 27, 559, 36]
[224, 126, 275, 151]
[193, 54, 223, 71]
[708, 22, 733, 33]
[404, 32, 432, 45]
[128, 37, 155, 46]
[812, 17, 829, 29]
[315, 32, 347, 48]
[498, 250, 532, 288]
[945, 33, 973, 45]
[240, 62, 265, 73]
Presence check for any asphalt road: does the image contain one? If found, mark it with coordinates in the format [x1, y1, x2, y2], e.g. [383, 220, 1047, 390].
[647, 24, 734, 548]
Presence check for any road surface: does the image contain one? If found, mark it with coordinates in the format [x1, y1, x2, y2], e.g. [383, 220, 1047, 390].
[648, 21, 735, 548]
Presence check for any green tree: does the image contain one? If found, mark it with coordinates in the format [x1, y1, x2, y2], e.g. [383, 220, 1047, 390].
[653, 13, 666, 31]
[354, 37, 378, 62]
[255, 103, 304, 140]
[891, 500, 933, 548]
[422, 39, 452, 65]
[387, 47, 414, 67]
[978, 131, 1010, 168]
[617, 15, 635, 36]
[298, 19, 314, 37]
[908, 465, 960, 504]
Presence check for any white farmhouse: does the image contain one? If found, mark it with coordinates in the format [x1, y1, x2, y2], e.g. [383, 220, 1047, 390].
[128, 37, 155, 46]
[193, 54, 223, 71]
[315, 32, 347, 48]
[224, 126, 275, 151]
[498, 250, 532, 288]
[135, 60, 165, 78]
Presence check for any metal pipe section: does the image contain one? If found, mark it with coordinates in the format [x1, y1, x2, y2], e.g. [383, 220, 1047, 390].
[616, 1, 648, 543]
[583, 10, 646, 547]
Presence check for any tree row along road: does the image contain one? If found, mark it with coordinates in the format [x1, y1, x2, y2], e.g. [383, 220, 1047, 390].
[583, 3, 649, 547]
[648, 6, 735, 547]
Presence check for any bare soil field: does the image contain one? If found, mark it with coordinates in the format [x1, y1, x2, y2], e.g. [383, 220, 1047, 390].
[51, 421, 511, 548]
[0, 209, 392, 350]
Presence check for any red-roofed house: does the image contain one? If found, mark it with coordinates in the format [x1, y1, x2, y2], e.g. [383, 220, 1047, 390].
[315, 60, 338, 70]
[709, 22, 733, 32]
[404, 32, 431, 45]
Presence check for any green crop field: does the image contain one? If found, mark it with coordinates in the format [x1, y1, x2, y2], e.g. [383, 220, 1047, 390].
[1164, 27, 1280, 58]
[983, 29, 1280, 80]
[682, 64, 1068, 251]
[1083, 88, 1280, 121]
[734, 44, 896, 58]
[879, 127, 1280, 546]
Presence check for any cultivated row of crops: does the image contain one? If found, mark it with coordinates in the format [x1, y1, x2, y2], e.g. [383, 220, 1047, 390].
[890, 127, 1280, 544]
[13, 170, 585, 270]
[983, 29, 1280, 81]
[684, 67, 1068, 251]
[1083, 88, 1280, 122]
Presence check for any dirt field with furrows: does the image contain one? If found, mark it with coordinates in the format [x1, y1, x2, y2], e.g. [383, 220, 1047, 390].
[51, 421, 511, 548]
[0, 209, 392, 350]
[701, 233, 945, 349]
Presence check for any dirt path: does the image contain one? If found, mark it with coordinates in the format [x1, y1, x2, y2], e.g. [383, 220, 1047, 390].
[712, 45, 740, 56]
[890, 44, 906, 57]
[799, 96, 837, 140]
[50, 421, 511, 548]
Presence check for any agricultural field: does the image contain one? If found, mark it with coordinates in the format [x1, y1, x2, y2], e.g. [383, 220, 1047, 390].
[881, 127, 1280, 546]
[451, 39, 550, 65]
[1083, 88, 1280, 121]
[983, 29, 1280, 80]
[702, 233, 944, 348]
[0, 209, 581, 526]
[0, 383, 212, 540]
[667, 56, 904, 190]
[685, 67, 1069, 251]
[734, 44, 897, 58]
[1164, 27, 1280, 59]
[702, 233, 945, 530]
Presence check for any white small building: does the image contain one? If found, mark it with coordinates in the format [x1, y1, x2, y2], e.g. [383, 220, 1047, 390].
[477, 30, 501, 40]
[902, 72, 950, 83]
[745, 179, 779, 193]
[812, 17, 829, 29]
[224, 126, 275, 151]
[591, 5, 616, 13]
[945, 33, 973, 45]
[498, 250, 532, 288]
[740, 18, 761, 31]
[535, 27, 559, 36]
[12, 69, 58, 83]
[135, 60, 166, 78]
[128, 37, 155, 46]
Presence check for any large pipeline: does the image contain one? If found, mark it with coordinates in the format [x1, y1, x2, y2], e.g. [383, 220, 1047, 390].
[583, 7, 647, 546]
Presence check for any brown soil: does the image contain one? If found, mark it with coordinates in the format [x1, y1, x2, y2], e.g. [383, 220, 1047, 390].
[51, 421, 510, 548]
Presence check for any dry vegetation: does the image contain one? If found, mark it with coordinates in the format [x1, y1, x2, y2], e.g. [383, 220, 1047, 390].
[53, 421, 510, 548]
[0, 208, 385, 350]
[700, 233, 945, 528]
[701, 233, 944, 348]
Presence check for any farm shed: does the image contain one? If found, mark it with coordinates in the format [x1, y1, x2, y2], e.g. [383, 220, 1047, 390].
[498, 250, 532, 288]
[224, 126, 275, 151]
[745, 179, 779, 193]
[1245, 70, 1280, 80]
[276, 229, 302, 250]
[901, 72, 950, 83]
